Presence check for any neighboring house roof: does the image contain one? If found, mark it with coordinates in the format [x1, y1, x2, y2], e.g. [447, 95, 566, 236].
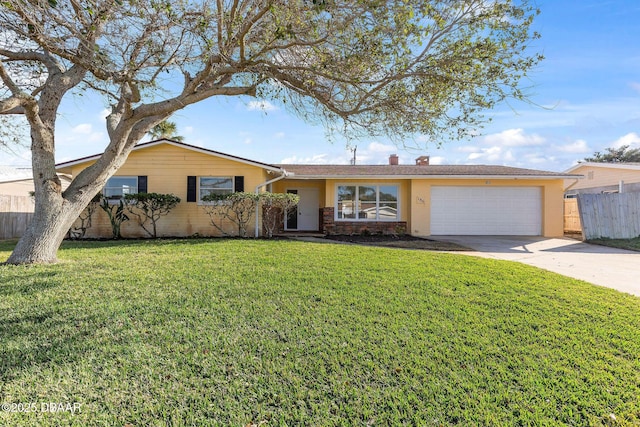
[55, 139, 284, 173]
[564, 162, 640, 173]
[563, 162, 640, 193]
[0, 166, 33, 184]
[278, 164, 580, 180]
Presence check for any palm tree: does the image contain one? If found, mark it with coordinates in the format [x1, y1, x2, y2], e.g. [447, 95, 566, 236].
[148, 120, 184, 142]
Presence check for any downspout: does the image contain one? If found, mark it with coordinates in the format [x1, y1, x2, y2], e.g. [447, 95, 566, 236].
[563, 177, 582, 195]
[254, 169, 291, 237]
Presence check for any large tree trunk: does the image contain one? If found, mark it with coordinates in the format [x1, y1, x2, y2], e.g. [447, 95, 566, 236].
[6, 197, 79, 264]
[5, 162, 109, 264]
[5, 93, 103, 264]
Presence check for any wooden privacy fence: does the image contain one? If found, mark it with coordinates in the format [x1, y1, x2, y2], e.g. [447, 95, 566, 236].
[0, 195, 34, 239]
[563, 198, 581, 233]
[577, 193, 640, 240]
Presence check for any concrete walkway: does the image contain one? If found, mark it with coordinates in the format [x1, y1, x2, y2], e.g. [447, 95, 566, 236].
[430, 236, 640, 296]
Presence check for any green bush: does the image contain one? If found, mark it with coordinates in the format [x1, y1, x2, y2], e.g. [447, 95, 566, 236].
[99, 197, 129, 239]
[67, 193, 101, 239]
[201, 192, 259, 237]
[124, 193, 181, 238]
[260, 192, 300, 238]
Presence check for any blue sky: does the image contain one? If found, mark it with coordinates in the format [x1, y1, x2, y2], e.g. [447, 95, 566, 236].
[2, 0, 639, 172]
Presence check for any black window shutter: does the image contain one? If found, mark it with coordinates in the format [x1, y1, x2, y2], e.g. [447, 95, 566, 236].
[137, 176, 148, 194]
[187, 176, 197, 202]
[234, 176, 244, 193]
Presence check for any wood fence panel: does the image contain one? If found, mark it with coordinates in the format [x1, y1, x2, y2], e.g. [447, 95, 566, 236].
[563, 198, 582, 233]
[577, 193, 640, 240]
[0, 195, 35, 239]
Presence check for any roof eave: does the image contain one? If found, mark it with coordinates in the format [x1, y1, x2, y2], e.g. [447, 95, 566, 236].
[565, 162, 640, 173]
[55, 139, 284, 173]
[286, 174, 581, 180]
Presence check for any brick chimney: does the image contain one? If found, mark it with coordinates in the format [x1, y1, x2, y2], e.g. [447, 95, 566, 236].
[389, 154, 399, 165]
[415, 155, 430, 166]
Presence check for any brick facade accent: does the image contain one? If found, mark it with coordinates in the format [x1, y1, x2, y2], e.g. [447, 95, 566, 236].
[320, 207, 407, 235]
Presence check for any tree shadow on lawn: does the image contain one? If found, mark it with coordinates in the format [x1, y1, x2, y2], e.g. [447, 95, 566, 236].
[0, 269, 63, 296]
[0, 308, 99, 384]
[57, 236, 279, 250]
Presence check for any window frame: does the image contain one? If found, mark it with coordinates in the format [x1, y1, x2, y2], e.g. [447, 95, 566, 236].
[335, 183, 400, 221]
[103, 176, 139, 201]
[198, 176, 235, 204]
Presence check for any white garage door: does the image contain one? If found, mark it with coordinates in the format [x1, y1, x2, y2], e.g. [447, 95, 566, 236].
[430, 186, 542, 235]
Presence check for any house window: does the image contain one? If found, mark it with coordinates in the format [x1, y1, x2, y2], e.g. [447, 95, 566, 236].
[336, 184, 399, 221]
[104, 176, 139, 200]
[199, 177, 234, 201]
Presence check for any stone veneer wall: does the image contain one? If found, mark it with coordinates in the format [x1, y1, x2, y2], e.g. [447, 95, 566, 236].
[320, 207, 407, 235]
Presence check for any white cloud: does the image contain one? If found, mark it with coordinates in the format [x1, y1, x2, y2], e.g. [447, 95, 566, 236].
[611, 132, 640, 149]
[87, 132, 105, 143]
[72, 124, 93, 134]
[481, 128, 545, 147]
[273, 132, 285, 139]
[555, 139, 591, 153]
[247, 100, 277, 112]
[280, 154, 332, 164]
[466, 146, 514, 163]
[184, 126, 194, 134]
[630, 82, 640, 95]
[0, 148, 31, 166]
[366, 141, 396, 153]
[98, 109, 110, 120]
[456, 145, 482, 153]
[428, 156, 446, 165]
[522, 153, 549, 165]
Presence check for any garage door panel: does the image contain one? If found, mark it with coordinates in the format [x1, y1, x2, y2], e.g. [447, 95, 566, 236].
[430, 186, 542, 235]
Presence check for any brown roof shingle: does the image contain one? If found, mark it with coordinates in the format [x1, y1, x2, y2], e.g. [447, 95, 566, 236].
[277, 164, 579, 179]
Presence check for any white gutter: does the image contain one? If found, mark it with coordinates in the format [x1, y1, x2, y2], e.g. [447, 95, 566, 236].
[254, 169, 292, 237]
[286, 174, 582, 180]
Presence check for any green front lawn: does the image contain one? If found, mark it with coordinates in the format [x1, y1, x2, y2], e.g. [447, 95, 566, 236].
[1, 239, 638, 426]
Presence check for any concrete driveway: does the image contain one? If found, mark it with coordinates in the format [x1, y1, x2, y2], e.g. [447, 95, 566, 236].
[430, 236, 640, 296]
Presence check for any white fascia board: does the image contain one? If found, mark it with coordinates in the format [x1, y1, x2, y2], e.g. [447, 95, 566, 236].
[56, 139, 283, 173]
[286, 174, 580, 180]
[565, 162, 640, 173]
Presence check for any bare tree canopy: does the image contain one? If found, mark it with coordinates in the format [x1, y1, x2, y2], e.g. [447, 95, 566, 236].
[0, 0, 542, 264]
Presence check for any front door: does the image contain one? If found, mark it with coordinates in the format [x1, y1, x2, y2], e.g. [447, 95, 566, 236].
[286, 188, 319, 231]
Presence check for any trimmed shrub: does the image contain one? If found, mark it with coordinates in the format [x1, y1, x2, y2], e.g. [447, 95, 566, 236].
[124, 192, 181, 238]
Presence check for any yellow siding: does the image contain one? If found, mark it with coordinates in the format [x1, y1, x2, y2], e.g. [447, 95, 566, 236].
[63, 142, 566, 238]
[272, 180, 326, 206]
[568, 165, 640, 191]
[543, 180, 565, 237]
[277, 177, 564, 237]
[68, 143, 272, 238]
